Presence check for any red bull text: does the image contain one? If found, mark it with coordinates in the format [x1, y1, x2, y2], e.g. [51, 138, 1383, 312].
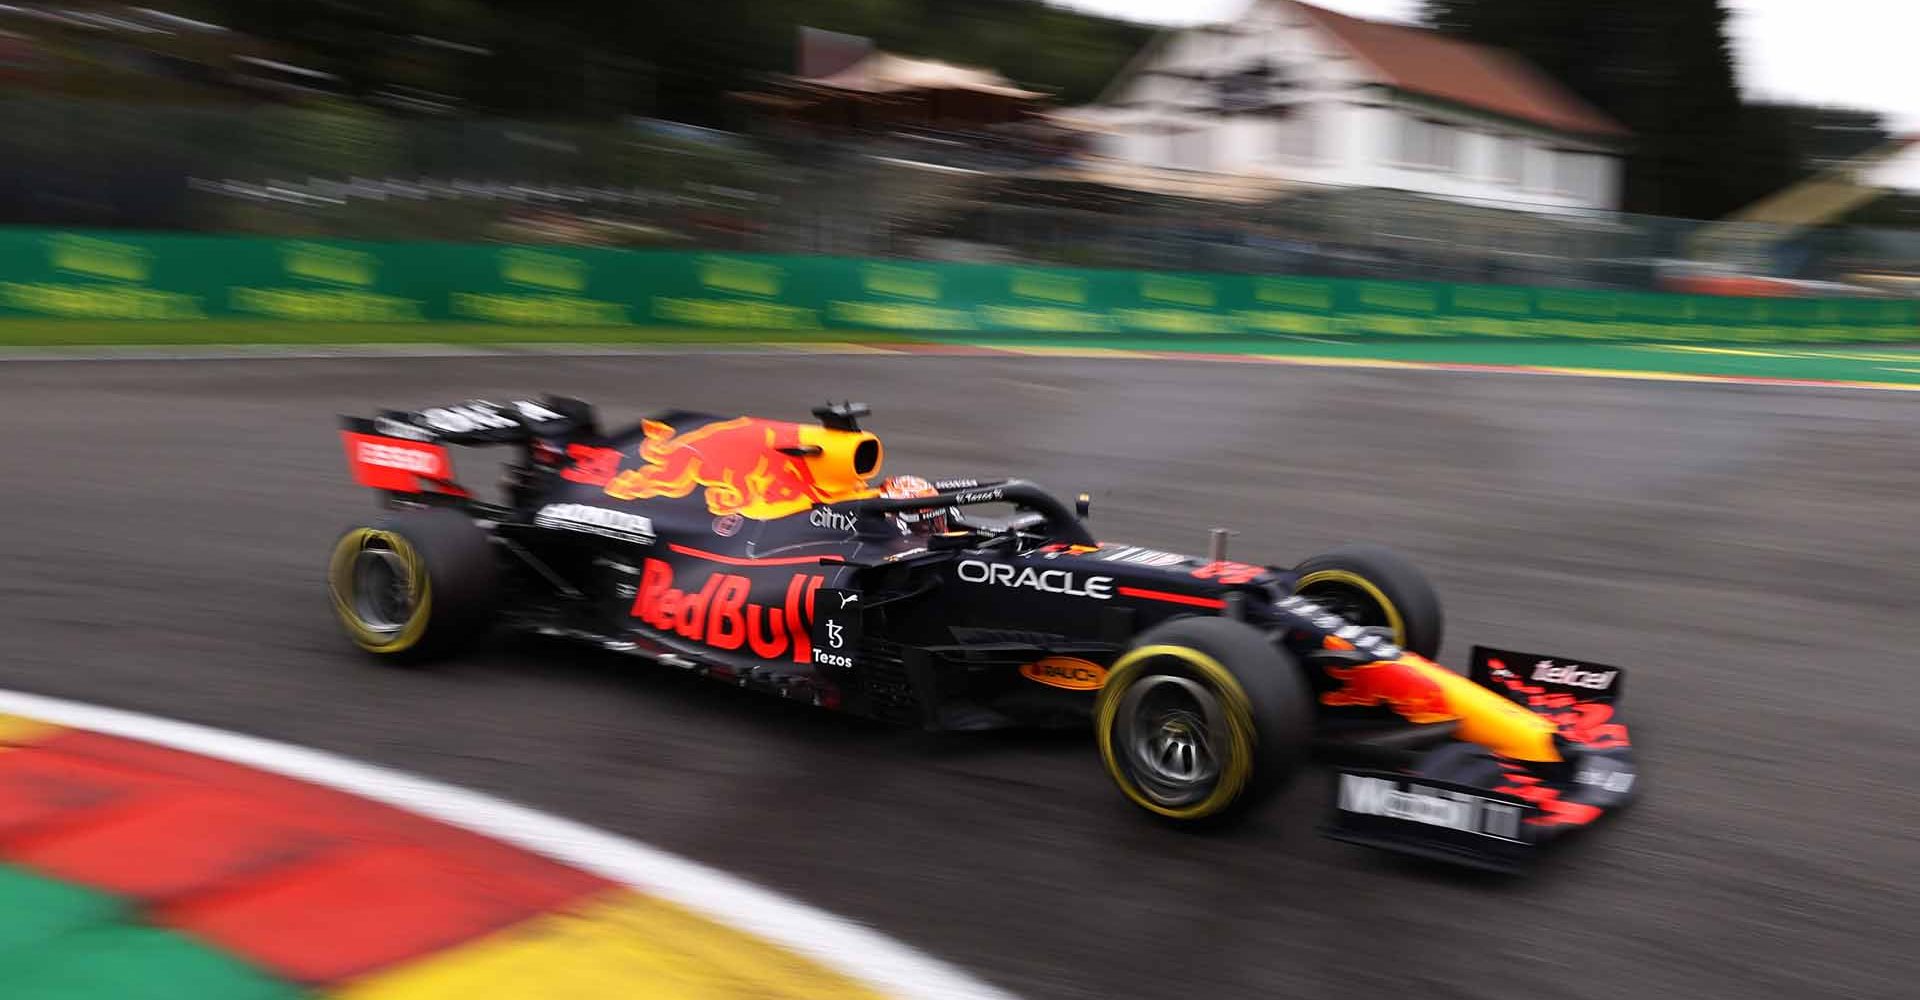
[631, 558, 824, 663]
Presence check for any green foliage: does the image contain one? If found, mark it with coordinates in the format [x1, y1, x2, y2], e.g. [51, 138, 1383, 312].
[254, 100, 407, 178]
[198, 0, 1154, 124]
[1422, 0, 1889, 219]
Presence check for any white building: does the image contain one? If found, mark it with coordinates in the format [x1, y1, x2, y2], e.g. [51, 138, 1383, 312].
[1073, 0, 1629, 215]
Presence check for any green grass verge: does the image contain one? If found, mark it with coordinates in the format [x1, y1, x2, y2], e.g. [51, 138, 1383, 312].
[4, 320, 1917, 387]
[0, 321, 919, 347]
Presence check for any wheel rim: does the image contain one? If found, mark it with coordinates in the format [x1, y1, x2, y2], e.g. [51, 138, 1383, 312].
[349, 546, 416, 636]
[1114, 673, 1227, 808]
[329, 528, 430, 652]
[1294, 570, 1404, 645]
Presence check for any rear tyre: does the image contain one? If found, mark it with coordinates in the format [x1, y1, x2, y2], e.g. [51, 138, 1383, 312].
[327, 508, 499, 662]
[1291, 543, 1443, 659]
[1095, 617, 1312, 825]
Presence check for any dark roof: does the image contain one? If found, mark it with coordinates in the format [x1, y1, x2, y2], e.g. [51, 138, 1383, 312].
[1289, 1, 1628, 138]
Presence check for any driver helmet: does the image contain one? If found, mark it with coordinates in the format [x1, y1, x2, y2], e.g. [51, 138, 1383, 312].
[877, 474, 949, 536]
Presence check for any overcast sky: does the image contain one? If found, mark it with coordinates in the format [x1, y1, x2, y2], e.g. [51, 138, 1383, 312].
[1050, 0, 1920, 132]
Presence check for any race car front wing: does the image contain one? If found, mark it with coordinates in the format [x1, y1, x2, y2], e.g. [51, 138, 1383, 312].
[1324, 646, 1638, 873]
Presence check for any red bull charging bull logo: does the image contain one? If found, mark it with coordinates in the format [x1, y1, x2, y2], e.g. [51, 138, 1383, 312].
[602, 417, 877, 520]
[1321, 658, 1457, 724]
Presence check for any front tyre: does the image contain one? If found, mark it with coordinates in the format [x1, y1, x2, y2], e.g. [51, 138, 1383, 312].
[1095, 617, 1312, 825]
[1291, 543, 1443, 659]
[327, 508, 498, 662]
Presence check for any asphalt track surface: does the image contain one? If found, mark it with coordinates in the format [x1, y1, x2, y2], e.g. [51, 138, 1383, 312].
[2, 353, 1914, 1000]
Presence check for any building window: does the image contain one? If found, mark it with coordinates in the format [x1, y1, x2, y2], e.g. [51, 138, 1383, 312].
[1170, 127, 1209, 170]
[1399, 116, 1456, 170]
[1553, 150, 1604, 202]
[1492, 134, 1524, 184]
[1552, 150, 1578, 195]
[1272, 111, 1315, 161]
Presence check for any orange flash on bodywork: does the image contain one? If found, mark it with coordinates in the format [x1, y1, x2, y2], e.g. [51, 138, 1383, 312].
[1323, 654, 1560, 762]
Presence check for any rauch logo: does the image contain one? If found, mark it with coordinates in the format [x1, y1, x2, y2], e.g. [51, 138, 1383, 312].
[1020, 657, 1108, 691]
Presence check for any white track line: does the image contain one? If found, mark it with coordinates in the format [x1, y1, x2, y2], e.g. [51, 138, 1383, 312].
[0, 688, 1016, 1000]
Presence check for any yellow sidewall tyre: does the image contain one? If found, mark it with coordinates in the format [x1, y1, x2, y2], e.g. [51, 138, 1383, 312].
[1292, 543, 1443, 659]
[329, 528, 433, 654]
[1095, 617, 1312, 826]
[327, 508, 498, 663]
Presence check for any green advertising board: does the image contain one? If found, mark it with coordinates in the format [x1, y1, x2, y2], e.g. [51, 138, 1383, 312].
[0, 227, 1912, 342]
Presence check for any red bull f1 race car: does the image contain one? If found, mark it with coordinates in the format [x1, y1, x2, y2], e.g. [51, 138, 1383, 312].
[328, 397, 1638, 872]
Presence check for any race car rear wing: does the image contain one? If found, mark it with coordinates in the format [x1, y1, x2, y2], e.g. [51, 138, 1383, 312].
[352, 397, 596, 446]
[339, 396, 596, 499]
[339, 427, 468, 497]
[1323, 646, 1638, 874]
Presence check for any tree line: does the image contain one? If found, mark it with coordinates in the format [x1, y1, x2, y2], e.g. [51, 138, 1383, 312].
[186, 0, 1151, 122]
[171, 0, 1887, 220]
[1424, 0, 1889, 218]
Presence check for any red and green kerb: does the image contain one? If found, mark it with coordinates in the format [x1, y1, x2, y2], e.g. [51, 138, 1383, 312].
[0, 714, 605, 1000]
